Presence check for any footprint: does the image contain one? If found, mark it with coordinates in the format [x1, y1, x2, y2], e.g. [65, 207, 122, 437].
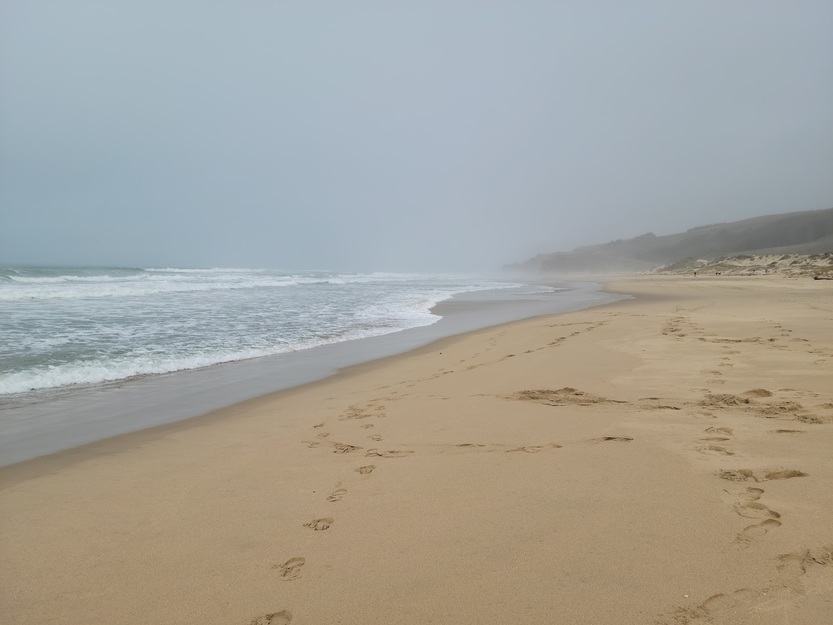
[332, 442, 363, 454]
[355, 465, 376, 475]
[777, 553, 808, 592]
[316, 432, 331, 439]
[717, 468, 807, 482]
[697, 444, 734, 456]
[326, 488, 347, 502]
[796, 414, 827, 424]
[368, 434, 383, 442]
[250, 610, 293, 625]
[777, 546, 833, 590]
[303, 517, 334, 531]
[312, 422, 325, 429]
[589, 436, 633, 443]
[365, 449, 414, 458]
[771, 429, 805, 434]
[700, 394, 751, 407]
[734, 487, 780, 520]
[734, 486, 764, 505]
[639, 398, 682, 410]
[506, 443, 562, 453]
[340, 406, 369, 420]
[700, 437, 731, 442]
[511, 387, 626, 406]
[700, 589, 760, 613]
[447, 442, 504, 454]
[705, 426, 733, 435]
[744, 388, 773, 398]
[274, 557, 305, 581]
[737, 519, 782, 544]
[301, 440, 321, 449]
[764, 469, 808, 480]
[360, 424, 375, 429]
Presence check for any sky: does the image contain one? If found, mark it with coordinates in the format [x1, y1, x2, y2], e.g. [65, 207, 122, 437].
[1, 1, 832, 272]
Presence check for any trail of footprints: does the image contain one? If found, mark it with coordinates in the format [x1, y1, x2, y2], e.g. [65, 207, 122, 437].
[250, 312, 831, 623]
[262, 380, 611, 620]
[657, 311, 830, 619]
[262, 378, 643, 618]
[670, 394, 828, 620]
[509, 375, 827, 617]
[255, 395, 423, 621]
[657, 545, 833, 624]
[689, 387, 816, 547]
[732, 487, 782, 545]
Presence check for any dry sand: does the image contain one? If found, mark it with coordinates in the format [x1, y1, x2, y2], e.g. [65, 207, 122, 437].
[2, 275, 832, 624]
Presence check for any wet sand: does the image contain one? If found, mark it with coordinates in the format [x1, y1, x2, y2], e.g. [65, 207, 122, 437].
[1, 276, 832, 624]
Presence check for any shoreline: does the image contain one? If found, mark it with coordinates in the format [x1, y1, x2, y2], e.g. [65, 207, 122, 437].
[2, 275, 831, 625]
[0, 281, 624, 468]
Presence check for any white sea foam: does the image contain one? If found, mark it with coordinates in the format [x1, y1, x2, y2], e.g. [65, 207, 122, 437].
[0, 269, 490, 301]
[0, 315, 438, 395]
[2, 274, 302, 301]
[145, 267, 266, 273]
[0, 267, 521, 395]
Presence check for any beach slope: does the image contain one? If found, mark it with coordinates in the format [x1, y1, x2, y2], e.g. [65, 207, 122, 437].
[2, 276, 832, 624]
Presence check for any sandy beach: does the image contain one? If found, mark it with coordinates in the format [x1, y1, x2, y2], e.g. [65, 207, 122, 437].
[2, 276, 832, 624]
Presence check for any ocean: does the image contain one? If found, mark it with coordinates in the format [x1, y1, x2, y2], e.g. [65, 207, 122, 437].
[0, 266, 524, 397]
[0, 266, 624, 465]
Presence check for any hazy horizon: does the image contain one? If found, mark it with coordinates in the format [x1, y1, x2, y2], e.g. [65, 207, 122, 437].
[2, 2, 832, 272]
[2, 205, 831, 274]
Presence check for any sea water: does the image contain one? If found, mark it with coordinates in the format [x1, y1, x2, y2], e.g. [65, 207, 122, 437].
[0, 266, 521, 397]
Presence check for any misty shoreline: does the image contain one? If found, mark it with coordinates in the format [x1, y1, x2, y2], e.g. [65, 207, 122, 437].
[0, 281, 625, 467]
